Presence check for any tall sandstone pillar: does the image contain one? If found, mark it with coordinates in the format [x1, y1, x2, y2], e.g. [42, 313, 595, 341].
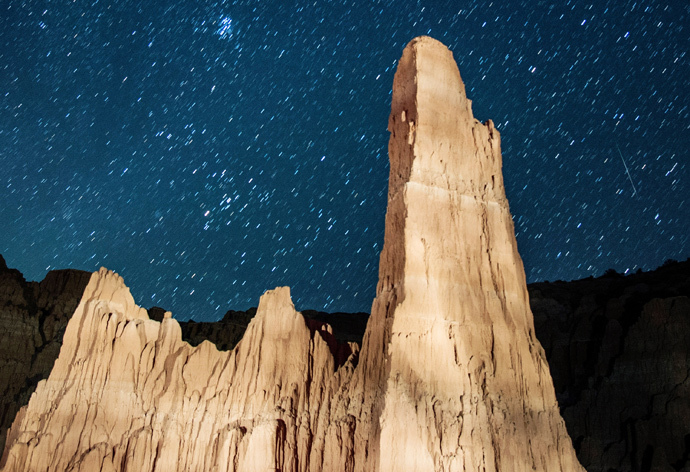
[346, 36, 584, 472]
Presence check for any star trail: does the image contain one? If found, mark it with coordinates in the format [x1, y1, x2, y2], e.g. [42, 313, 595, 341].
[2, 1, 688, 320]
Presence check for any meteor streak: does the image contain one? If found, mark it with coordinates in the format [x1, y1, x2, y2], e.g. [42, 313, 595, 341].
[616, 143, 637, 197]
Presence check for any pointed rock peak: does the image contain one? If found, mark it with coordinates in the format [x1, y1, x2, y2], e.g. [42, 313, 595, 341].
[250, 287, 355, 368]
[250, 286, 301, 334]
[392, 36, 472, 125]
[351, 35, 584, 471]
[0, 254, 7, 271]
[390, 36, 504, 203]
[76, 268, 150, 321]
[256, 286, 295, 314]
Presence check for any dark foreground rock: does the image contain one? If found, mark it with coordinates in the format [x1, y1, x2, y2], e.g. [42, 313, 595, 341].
[530, 260, 690, 472]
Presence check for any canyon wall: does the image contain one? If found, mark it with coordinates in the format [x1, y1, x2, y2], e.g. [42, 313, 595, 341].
[531, 262, 690, 471]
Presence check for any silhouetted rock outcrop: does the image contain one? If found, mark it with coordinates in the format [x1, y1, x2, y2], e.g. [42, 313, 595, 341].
[530, 260, 690, 472]
[179, 308, 257, 352]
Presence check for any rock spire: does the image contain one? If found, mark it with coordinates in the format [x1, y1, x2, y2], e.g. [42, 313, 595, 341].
[339, 35, 583, 471]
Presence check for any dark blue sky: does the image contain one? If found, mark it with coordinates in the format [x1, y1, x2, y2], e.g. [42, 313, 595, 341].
[2, 1, 688, 320]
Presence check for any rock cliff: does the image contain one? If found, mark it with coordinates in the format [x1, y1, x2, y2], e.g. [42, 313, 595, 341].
[0, 261, 90, 453]
[0, 36, 584, 471]
[530, 261, 690, 471]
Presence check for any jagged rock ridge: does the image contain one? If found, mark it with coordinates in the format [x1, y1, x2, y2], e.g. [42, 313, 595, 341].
[2, 261, 688, 471]
[0, 36, 583, 471]
[2, 273, 354, 471]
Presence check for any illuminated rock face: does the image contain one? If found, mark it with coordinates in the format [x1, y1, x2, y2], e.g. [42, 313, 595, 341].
[337, 35, 583, 472]
[0, 36, 583, 471]
[1, 271, 354, 472]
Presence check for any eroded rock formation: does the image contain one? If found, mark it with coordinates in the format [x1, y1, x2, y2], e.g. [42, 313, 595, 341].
[0, 36, 583, 471]
[3, 261, 688, 471]
[1, 272, 358, 471]
[329, 35, 583, 471]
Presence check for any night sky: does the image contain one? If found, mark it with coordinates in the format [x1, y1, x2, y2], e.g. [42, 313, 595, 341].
[2, 1, 688, 321]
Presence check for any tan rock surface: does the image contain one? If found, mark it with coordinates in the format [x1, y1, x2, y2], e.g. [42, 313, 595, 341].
[1, 270, 354, 471]
[332, 35, 583, 472]
[0, 36, 583, 471]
